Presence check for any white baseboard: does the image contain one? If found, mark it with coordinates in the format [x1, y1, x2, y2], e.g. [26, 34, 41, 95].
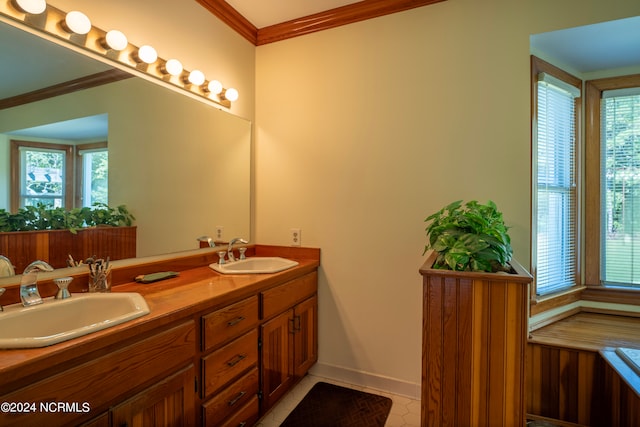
[309, 362, 421, 400]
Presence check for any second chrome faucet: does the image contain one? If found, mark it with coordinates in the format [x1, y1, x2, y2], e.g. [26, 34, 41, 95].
[227, 237, 248, 262]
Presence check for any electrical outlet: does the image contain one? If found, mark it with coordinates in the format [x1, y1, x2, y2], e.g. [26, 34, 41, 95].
[290, 228, 301, 246]
[215, 226, 224, 240]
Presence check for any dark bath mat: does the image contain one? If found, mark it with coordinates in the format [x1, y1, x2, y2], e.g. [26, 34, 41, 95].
[280, 381, 393, 427]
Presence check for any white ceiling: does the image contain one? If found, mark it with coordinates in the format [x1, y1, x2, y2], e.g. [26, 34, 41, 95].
[225, 0, 361, 28]
[0, 23, 111, 139]
[530, 16, 640, 72]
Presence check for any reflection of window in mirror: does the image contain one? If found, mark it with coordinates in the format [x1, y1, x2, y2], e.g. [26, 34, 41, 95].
[9, 140, 107, 211]
[10, 140, 73, 210]
[76, 142, 108, 207]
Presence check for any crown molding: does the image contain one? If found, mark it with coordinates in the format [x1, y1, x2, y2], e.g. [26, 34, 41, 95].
[197, 0, 446, 46]
[196, 0, 258, 44]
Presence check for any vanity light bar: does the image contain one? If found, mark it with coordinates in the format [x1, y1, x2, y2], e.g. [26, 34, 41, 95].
[0, 1, 238, 108]
[162, 58, 183, 76]
[62, 10, 91, 35]
[135, 44, 158, 64]
[103, 30, 128, 51]
[187, 69, 205, 86]
[13, 0, 46, 15]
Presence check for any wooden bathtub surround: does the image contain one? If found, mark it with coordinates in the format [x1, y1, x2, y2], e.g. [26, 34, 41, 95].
[527, 312, 640, 426]
[419, 251, 533, 427]
[0, 245, 319, 427]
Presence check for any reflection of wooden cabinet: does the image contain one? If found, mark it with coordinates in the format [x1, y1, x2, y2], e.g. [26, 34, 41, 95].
[0, 226, 136, 273]
[260, 273, 318, 412]
[112, 365, 195, 427]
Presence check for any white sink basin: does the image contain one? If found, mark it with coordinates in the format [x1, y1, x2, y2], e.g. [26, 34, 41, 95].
[0, 293, 150, 349]
[210, 257, 299, 274]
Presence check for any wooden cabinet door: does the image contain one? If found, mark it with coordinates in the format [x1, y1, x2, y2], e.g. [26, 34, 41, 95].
[260, 309, 295, 409]
[294, 295, 318, 378]
[112, 365, 195, 427]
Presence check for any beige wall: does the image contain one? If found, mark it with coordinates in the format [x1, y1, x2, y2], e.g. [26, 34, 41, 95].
[255, 0, 640, 395]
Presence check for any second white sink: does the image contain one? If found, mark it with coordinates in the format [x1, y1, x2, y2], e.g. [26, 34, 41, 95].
[210, 257, 299, 274]
[0, 293, 150, 349]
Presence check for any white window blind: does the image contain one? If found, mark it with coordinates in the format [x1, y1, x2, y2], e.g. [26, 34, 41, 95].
[535, 74, 578, 295]
[601, 88, 640, 286]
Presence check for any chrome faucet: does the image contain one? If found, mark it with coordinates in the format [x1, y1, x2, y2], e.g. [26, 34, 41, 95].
[20, 260, 54, 307]
[197, 235, 215, 247]
[0, 255, 15, 278]
[227, 238, 248, 262]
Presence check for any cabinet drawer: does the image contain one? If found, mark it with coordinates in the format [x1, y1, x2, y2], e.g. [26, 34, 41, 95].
[202, 329, 258, 398]
[262, 272, 317, 319]
[202, 295, 259, 351]
[219, 395, 259, 427]
[202, 367, 258, 426]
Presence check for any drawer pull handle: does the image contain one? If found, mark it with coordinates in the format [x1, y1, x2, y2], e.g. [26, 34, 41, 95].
[228, 390, 246, 406]
[227, 316, 246, 327]
[227, 353, 247, 367]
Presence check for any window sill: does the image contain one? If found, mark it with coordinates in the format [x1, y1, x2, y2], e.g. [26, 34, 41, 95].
[529, 285, 640, 332]
[530, 285, 585, 316]
[582, 285, 640, 310]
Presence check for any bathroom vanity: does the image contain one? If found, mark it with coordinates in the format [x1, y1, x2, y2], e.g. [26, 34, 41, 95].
[0, 245, 319, 427]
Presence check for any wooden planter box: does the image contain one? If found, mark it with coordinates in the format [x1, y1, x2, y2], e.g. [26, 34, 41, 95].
[0, 226, 136, 274]
[419, 251, 532, 427]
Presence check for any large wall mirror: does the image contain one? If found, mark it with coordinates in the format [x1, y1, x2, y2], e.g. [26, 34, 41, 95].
[0, 16, 251, 273]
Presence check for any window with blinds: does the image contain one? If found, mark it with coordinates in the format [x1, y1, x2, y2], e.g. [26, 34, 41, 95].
[534, 72, 579, 295]
[601, 88, 640, 286]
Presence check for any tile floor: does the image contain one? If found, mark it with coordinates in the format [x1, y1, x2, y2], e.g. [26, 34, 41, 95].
[255, 374, 421, 427]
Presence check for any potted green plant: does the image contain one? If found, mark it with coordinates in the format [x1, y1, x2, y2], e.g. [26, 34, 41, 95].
[418, 200, 533, 426]
[423, 199, 513, 273]
[0, 203, 136, 272]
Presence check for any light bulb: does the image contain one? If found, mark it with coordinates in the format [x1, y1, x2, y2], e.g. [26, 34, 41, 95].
[15, 0, 46, 14]
[207, 80, 223, 95]
[137, 45, 158, 64]
[104, 30, 128, 51]
[164, 59, 183, 76]
[224, 88, 239, 102]
[188, 70, 205, 86]
[64, 11, 91, 35]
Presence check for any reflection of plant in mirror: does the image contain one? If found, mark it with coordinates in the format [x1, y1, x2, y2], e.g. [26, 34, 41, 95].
[0, 203, 134, 233]
[424, 200, 513, 272]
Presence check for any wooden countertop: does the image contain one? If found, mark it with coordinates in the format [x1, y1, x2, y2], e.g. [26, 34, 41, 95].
[0, 245, 320, 394]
